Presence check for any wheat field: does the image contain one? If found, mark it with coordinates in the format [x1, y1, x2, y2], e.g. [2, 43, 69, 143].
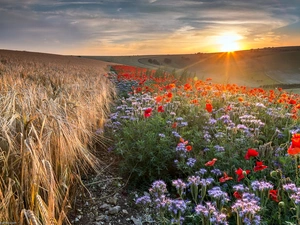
[0, 50, 116, 224]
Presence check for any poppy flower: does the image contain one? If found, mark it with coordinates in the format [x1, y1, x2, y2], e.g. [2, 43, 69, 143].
[158, 105, 164, 112]
[166, 92, 173, 98]
[244, 148, 259, 160]
[191, 99, 198, 104]
[219, 172, 233, 183]
[226, 105, 232, 111]
[233, 191, 242, 199]
[205, 103, 213, 113]
[169, 83, 176, 89]
[289, 99, 297, 105]
[235, 168, 250, 182]
[184, 83, 192, 91]
[288, 133, 300, 155]
[172, 122, 177, 128]
[155, 96, 163, 103]
[253, 161, 268, 172]
[144, 108, 152, 118]
[186, 145, 193, 152]
[269, 189, 279, 202]
[205, 158, 217, 166]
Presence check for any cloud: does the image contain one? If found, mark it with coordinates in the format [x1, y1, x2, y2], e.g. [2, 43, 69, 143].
[0, 0, 299, 54]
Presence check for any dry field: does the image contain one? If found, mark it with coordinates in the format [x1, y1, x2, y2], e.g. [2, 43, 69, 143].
[0, 50, 117, 224]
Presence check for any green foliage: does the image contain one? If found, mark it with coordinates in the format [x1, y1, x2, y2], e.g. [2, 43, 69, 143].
[113, 115, 179, 187]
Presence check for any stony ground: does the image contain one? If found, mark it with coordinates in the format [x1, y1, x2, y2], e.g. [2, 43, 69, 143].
[68, 151, 155, 225]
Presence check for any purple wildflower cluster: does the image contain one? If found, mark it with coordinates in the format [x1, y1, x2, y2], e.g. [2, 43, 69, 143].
[251, 180, 274, 191]
[168, 199, 187, 215]
[186, 158, 197, 167]
[135, 195, 151, 205]
[195, 202, 228, 225]
[208, 187, 230, 204]
[232, 192, 261, 221]
[283, 183, 300, 205]
[172, 179, 186, 196]
[233, 184, 249, 192]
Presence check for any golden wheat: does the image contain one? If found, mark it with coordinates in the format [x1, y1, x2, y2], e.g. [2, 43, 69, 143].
[0, 50, 116, 224]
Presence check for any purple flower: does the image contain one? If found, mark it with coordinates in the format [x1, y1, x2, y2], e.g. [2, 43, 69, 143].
[211, 168, 222, 176]
[204, 132, 212, 142]
[154, 195, 171, 209]
[209, 213, 228, 225]
[187, 176, 201, 186]
[251, 180, 273, 191]
[219, 115, 231, 124]
[214, 145, 225, 152]
[209, 118, 217, 125]
[196, 168, 207, 176]
[233, 184, 249, 192]
[232, 192, 261, 218]
[186, 158, 197, 167]
[168, 199, 187, 215]
[199, 177, 214, 187]
[195, 202, 215, 217]
[149, 180, 168, 198]
[283, 183, 298, 193]
[195, 202, 228, 224]
[208, 187, 230, 204]
[291, 190, 300, 205]
[176, 143, 186, 153]
[172, 131, 181, 138]
[135, 195, 151, 205]
[172, 179, 186, 192]
[158, 133, 166, 138]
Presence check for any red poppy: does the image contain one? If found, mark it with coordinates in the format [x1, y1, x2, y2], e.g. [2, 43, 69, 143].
[186, 145, 193, 152]
[269, 189, 279, 202]
[155, 96, 163, 103]
[158, 105, 164, 112]
[233, 191, 242, 199]
[226, 105, 232, 111]
[205, 158, 217, 166]
[166, 92, 173, 99]
[289, 99, 297, 105]
[184, 83, 192, 91]
[219, 172, 233, 183]
[244, 148, 259, 160]
[288, 133, 300, 155]
[169, 83, 176, 89]
[172, 122, 177, 128]
[191, 99, 198, 104]
[144, 108, 152, 118]
[205, 103, 213, 113]
[235, 168, 250, 182]
[253, 161, 268, 172]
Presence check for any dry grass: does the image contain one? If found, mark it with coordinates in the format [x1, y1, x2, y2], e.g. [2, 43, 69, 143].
[0, 50, 116, 224]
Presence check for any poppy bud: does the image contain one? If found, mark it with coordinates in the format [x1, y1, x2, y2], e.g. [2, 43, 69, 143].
[242, 170, 248, 177]
[270, 170, 278, 178]
[278, 201, 285, 207]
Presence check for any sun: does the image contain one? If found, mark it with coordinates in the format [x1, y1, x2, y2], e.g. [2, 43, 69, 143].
[217, 32, 242, 52]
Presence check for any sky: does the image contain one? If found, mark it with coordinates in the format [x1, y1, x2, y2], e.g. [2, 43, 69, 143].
[0, 0, 300, 56]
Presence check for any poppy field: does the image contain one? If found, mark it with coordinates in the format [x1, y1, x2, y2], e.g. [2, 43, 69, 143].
[105, 64, 300, 224]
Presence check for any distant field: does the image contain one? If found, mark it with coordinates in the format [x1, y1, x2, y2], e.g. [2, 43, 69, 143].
[85, 46, 300, 89]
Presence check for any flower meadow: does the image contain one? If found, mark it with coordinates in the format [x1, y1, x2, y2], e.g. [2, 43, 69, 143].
[105, 65, 300, 224]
